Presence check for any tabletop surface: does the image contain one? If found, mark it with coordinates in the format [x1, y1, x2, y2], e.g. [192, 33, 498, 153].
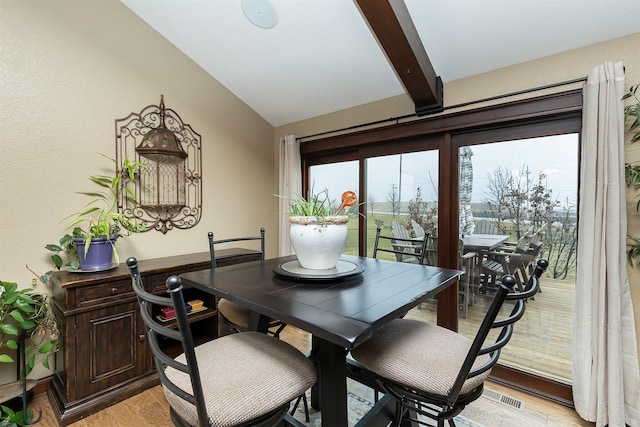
[462, 233, 509, 250]
[180, 254, 460, 349]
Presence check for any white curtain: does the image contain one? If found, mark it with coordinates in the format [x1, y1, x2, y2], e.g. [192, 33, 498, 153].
[278, 135, 301, 256]
[574, 62, 640, 426]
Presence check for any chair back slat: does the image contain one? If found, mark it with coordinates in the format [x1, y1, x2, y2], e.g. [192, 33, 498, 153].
[208, 228, 265, 270]
[474, 219, 498, 235]
[411, 219, 426, 238]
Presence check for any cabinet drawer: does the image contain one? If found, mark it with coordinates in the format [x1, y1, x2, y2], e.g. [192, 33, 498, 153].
[75, 279, 135, 308]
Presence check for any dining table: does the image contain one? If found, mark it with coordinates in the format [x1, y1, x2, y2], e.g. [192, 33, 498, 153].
[461, 233, 509, 252]
[179, 254, 461, 427]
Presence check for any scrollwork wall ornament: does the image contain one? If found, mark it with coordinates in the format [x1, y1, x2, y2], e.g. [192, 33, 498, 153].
[115, 95, 202, 234]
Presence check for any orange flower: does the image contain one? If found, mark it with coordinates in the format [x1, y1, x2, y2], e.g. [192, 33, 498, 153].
[333, 191, 357, 215]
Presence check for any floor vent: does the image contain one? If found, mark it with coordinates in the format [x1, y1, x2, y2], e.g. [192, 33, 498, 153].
[483, 388, 525, 411]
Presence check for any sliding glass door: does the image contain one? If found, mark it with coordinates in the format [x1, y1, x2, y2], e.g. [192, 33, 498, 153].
[299, 89, 583, 401]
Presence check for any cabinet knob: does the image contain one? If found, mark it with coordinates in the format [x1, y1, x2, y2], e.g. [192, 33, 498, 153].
[111, 288, 118, 295]
[139, 334, 145, 342]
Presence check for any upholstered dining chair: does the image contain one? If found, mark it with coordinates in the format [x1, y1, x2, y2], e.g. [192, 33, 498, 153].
[126, 258, 317, 427]
[373, 226, 428, 264]
[208, 230, 310, 420]
[208, 229, 286, 338]
[351, 259, 548, 427]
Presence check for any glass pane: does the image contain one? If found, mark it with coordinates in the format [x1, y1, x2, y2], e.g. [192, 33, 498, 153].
[365, 151, 439, 259]
[408, 134, 579, 384]
[309, 161, 359, 255]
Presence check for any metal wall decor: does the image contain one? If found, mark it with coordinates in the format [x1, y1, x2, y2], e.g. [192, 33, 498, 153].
[115, 95, 202, 234]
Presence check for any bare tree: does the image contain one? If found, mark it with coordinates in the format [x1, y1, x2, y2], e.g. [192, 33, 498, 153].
[483, 165, 577, 278]
[387, 184, 400, 218]
[483, 165, 531, 238]
[545, 203, 577, 279]
[407, 187, 438, 234]
[529, 173, 559, 229]
[367, 193, 377, 216]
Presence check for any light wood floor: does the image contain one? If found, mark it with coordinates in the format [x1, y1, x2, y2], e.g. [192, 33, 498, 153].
[27, 324, 592, 427]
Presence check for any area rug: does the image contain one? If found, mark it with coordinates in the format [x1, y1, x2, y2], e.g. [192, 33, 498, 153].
[289, 378, 486, 427]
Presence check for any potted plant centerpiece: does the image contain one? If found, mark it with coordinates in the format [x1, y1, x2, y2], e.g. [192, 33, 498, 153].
[45, 156, 146, 273]
[285, 189, 357, 270]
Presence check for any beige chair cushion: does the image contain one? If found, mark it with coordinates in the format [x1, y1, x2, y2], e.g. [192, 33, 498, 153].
[164, 331, 316, 427]
[218, 299, 250, 328]
[351, 319, 491, 397]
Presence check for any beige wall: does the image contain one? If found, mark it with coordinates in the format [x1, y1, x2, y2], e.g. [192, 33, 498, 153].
[0, 0, 280, 298]
[276, 32, 640, 374]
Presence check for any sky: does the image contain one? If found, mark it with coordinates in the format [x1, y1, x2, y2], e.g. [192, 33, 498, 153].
[309, 133, 579, 209]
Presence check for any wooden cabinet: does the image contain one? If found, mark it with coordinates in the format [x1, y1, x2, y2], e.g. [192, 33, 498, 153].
[47, 249, 260, 425]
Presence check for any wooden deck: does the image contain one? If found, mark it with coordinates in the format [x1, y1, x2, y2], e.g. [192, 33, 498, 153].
[405, 276, 574, 383]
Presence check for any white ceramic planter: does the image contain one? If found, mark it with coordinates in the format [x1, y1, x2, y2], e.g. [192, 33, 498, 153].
[289, 216, 349, 270]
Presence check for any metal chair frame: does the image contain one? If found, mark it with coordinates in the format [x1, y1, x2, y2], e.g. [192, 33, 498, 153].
[375, 259, 548, 427]
[127, 258, 290, 427]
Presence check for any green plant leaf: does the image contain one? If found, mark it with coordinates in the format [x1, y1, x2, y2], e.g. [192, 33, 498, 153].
[0, 324, 19, 336]
[0, 355, 14, 363]
[0, 406, 15, 417]
[25, 354, 35, 376]
[9, 310, 25, 323]
[19, 320, 36, 330]
[1, 281, 17, 294]
[45, 244, 62, 252]
[6, 340, 18, 350]
[38, 341, 55, 354]
[51, 254, 63, 270]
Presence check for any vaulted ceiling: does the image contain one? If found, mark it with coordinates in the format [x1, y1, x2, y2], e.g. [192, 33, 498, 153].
[121, 0, 640, 127]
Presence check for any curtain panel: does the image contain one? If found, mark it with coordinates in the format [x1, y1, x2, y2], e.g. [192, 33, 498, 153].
[278, 135, 301, 256]
[574, 61, 640, 426]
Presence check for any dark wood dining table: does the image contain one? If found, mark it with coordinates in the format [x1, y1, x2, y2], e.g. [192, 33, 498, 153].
[179, 254, 460, 427]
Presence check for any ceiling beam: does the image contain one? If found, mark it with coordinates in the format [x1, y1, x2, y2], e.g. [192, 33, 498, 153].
[355, 0, 443, 115]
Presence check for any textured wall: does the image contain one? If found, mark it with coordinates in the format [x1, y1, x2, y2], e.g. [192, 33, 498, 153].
[0, 1, 277, 289]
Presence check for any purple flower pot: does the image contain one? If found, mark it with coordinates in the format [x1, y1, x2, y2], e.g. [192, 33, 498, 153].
[74, 237, 118, 270]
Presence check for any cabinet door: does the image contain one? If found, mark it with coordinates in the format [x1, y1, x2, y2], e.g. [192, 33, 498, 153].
[74, 301, 148, 398]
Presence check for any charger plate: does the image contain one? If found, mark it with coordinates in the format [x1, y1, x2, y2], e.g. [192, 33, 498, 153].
[273, 259, 365, 281]
[67, 263, 118, 273]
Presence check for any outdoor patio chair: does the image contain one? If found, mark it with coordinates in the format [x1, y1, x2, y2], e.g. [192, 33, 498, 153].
[411, 219, 426, 238]
[474, 219, 498, 235]
[373, 226, 428, 264]
[351, 259, 548, 427]
[480, 233, 532, 293]
[392, 220, 414, 238]
[126, 258, 317, 427]
[421, 235, 478, 318]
